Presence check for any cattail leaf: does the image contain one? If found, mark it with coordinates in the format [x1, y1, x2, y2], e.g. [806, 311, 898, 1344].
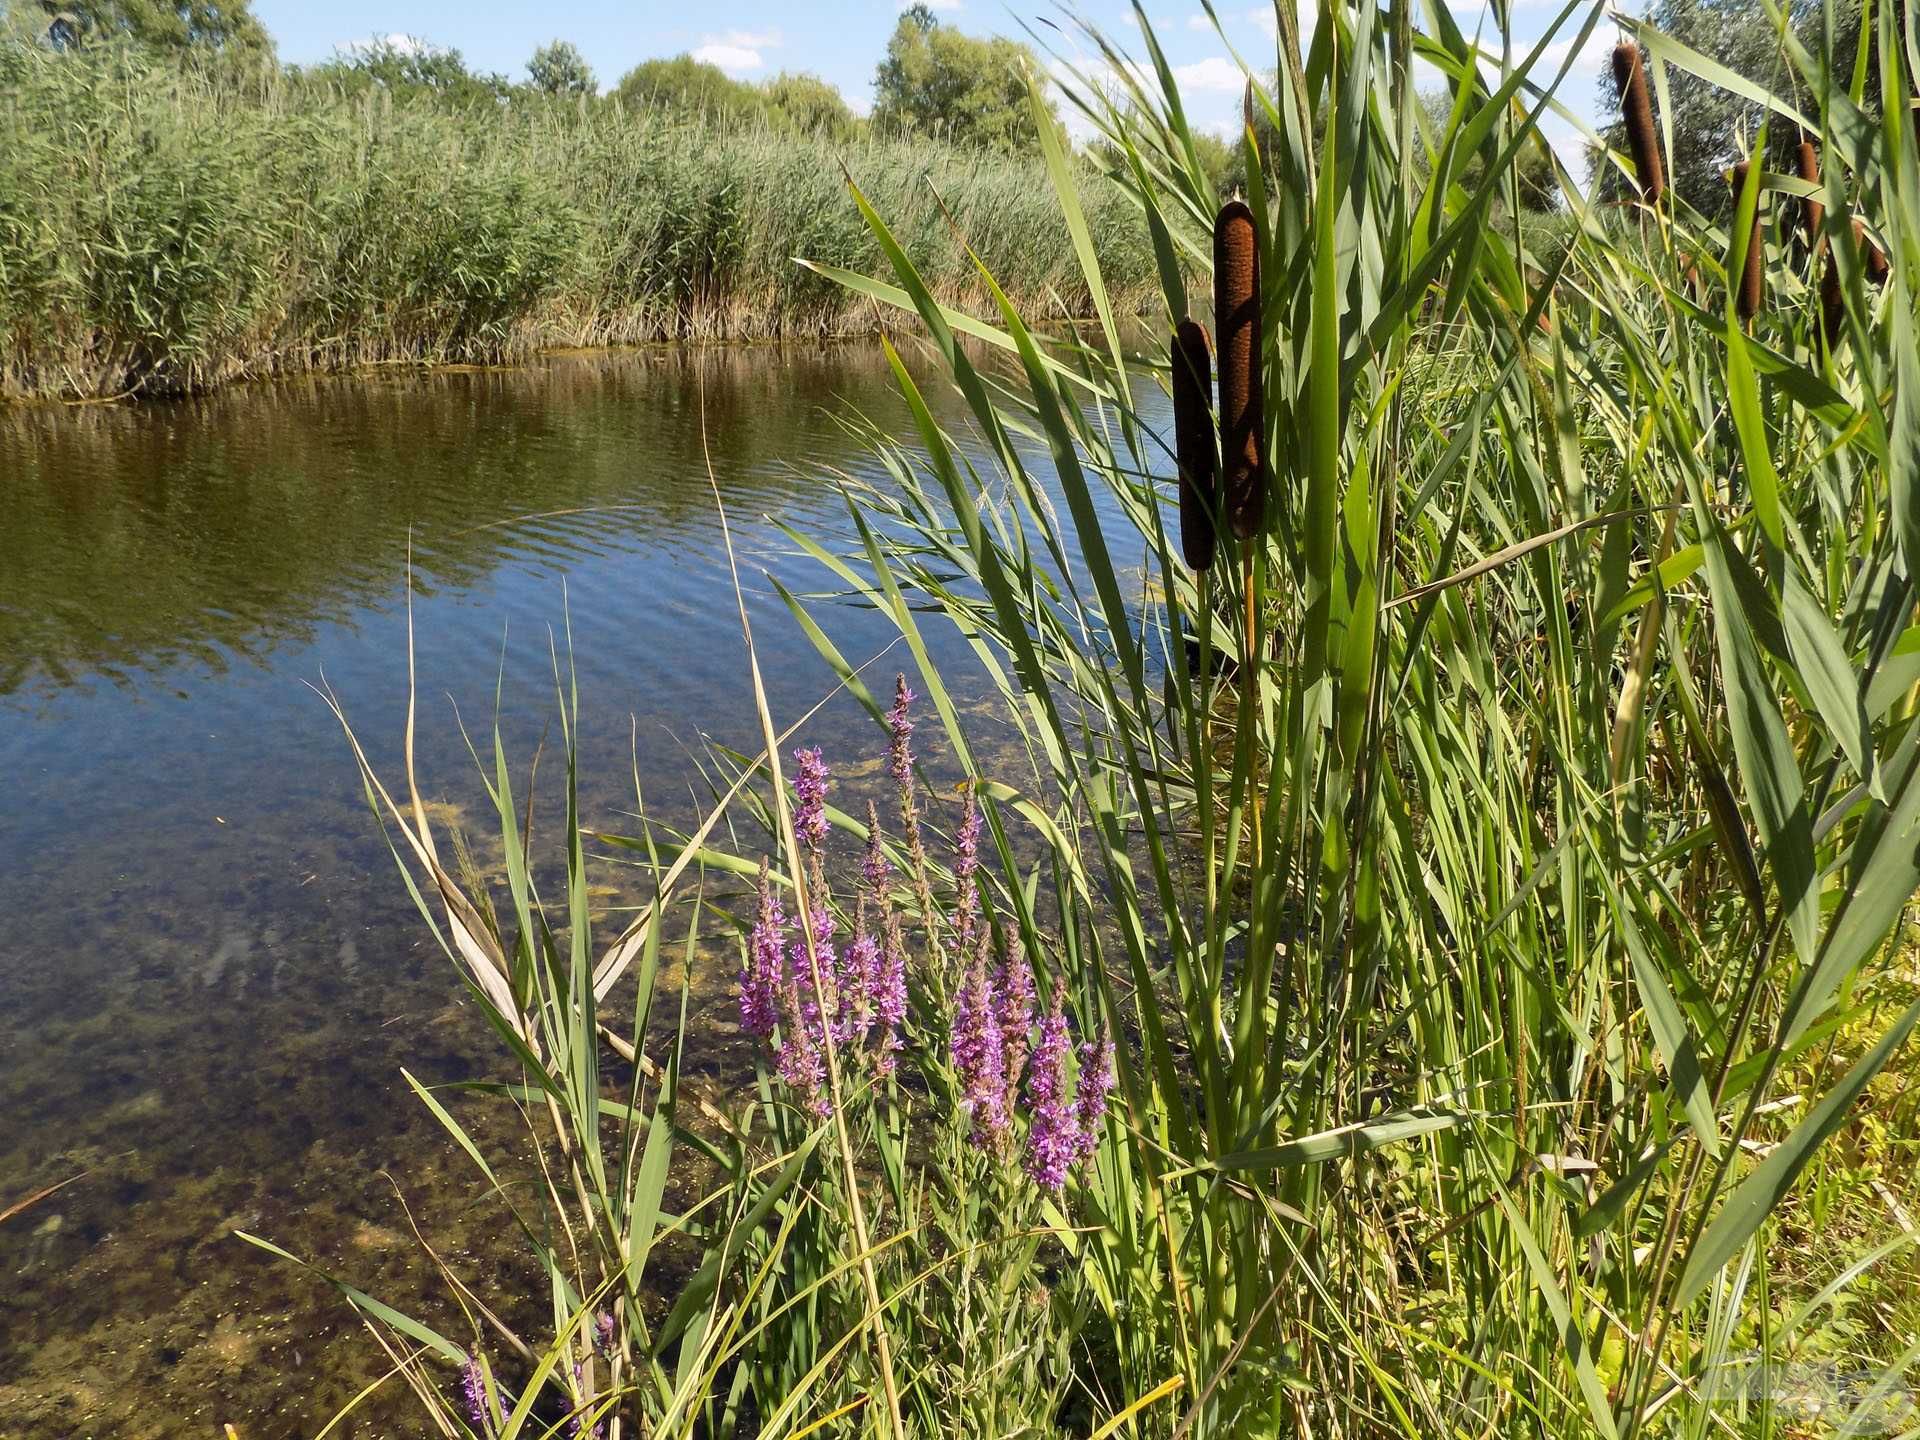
[1213, 1108, 1467, 1170]
[1780, 568, 1877, 796]
[1599, 543, 1705, 629]
[1780, 723, 1920, 1050]
[1889, 249, 1920, 590]
[1699, 522, 1818, 963]
[1488, 1184, 1622, 1440]
[1610, 894, 1721, 1156]
[1677, 990, 1920, 1309]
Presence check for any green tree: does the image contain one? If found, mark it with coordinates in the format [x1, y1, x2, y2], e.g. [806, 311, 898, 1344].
[527, 38, 593, 98]
[31, 0, 271, 57]
[614, 55, 769, 125]
[763, 71, 860, 140]
[304, 36, 512, 108]
[871, 3, 1062, 152]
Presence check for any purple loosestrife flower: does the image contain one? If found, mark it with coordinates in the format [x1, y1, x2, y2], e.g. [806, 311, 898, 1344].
[775, 971, 830, 1116]
[593, 1310, 616, 1355]
[835, 931, 879, 1047]
[1073, 1028, 1115, 1163]
[953, 791, 982, 953]
[886, 674, 916, 787]
[1023, 981, 1079, 1192]
[950, 935, 1008, 1148]
[461, 1354, 498, 1437]
[738, 861, 785, 1040]
[995, 943, 1036, 1114]
[792, 746, 830, 850]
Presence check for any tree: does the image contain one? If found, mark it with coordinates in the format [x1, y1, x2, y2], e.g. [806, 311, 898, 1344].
[527, 39, 593, 98]
[615, 55, 769, 125]
[871, 4, 1063, 152]
[32, 0, 271, 58]
[763, 71, 860, 140]
[307, 36, 512, 108]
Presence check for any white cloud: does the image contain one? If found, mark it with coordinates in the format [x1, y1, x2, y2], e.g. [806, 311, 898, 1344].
[693, 43, 765, 74]
[692, 29, 782, 76]
[1173, 55, 1247, 93]
[1188, 12, 1214, 30]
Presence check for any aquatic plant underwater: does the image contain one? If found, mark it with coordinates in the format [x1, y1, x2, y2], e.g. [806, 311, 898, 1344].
[254, 0, 1920, 1434]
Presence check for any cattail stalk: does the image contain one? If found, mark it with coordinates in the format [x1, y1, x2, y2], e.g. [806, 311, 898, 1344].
[1171, 319, 1217, 572]
[1730, 162, 1764, 323]
[1612, 43, 1664, 204]
[1213, 199, 1263, 541]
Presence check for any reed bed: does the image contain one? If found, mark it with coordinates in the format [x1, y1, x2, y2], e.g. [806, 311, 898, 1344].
[0, 43, 1156, 401]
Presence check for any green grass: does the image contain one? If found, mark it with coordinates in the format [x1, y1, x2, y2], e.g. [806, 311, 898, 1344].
[255, 0, 1920, 1435]
[0, 41, 1157, 401]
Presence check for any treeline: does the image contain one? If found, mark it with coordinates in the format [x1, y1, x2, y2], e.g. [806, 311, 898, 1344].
[0, 4, 1154, 400]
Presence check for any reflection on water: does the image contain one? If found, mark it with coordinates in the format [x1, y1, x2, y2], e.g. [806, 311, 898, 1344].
[0, 345, 1163, 1436]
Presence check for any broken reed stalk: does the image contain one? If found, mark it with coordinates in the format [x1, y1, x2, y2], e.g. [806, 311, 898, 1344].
[1213, 199, 1264, 542]
[1613, 42, 1665, 204]
[1172, 319, 1218, 572]
[1731, 162, 1764, 324]
[1796, 137, 1823, 253]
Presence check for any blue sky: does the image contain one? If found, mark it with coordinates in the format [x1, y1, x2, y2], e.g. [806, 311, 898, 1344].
[254, 1, 1623, 172]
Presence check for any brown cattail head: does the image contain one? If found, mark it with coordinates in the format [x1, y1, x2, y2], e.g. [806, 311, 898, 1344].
[1795, 137, 1823, 253]
[1212, 199, 1264, 541]
[1820, 249, 1845, 347]
[1730, 161, 1764, 323]
[1857, 218, 1891, 286]
[1612, 42, 1664, 204]
[1171, 319, 1218, 572]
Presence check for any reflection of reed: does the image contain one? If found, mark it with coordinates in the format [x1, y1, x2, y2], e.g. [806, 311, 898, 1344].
[0, 347, 929, 698]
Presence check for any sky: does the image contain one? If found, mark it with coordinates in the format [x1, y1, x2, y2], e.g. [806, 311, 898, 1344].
[252, 1, 1627, 174]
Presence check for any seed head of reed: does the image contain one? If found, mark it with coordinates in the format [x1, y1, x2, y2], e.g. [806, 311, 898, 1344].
[1612, 42, 1665, 204]
[1212, 199, 1263, 541]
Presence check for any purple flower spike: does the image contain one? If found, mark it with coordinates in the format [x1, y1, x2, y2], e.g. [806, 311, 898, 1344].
[792, 747, 830, 850]
[1073, 1028, 1115, 1163]
[835, 932, 880, 1047]
[950, 937, 1007, 1148]
[995, 944, 1036, 1111]
[953, 792, 982, 952]
[1023, 982, 1078, 1191]
[461, 1354, 498, 1437]
[738, 862, 785, 1040]
[886, 674, 916, 787]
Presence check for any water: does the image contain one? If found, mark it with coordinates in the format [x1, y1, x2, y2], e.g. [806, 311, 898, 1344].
[0, 343, 1162, 1437]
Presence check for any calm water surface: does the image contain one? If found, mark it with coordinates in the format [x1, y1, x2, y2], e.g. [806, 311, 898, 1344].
[0, 345, 1162, 1436]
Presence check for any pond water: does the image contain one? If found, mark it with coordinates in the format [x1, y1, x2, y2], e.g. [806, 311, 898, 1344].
[0, 344, 1166, 1436]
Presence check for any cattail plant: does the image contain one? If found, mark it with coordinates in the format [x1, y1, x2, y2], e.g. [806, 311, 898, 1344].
[1612, 41, 1665, 204]
[1171, 318, 1218, 571]
[1796, 136, 1824, 252]
[1730, 161, 1765, 322]
[1213, 199, 1264, 541]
